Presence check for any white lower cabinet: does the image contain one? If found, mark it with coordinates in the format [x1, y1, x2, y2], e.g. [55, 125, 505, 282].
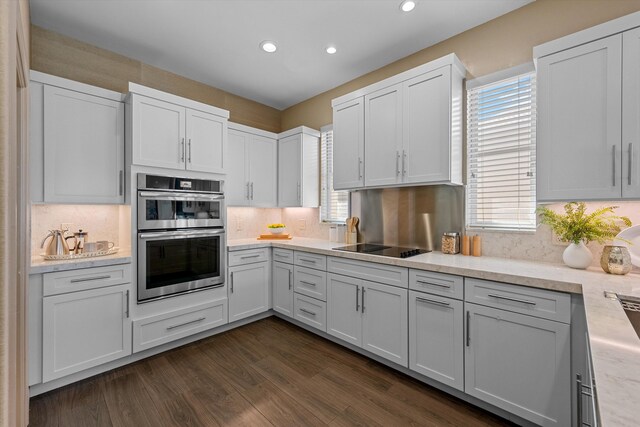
[42, 283, 132, 382]
[228, 261, 270, 322]
[409, 290, 464, 391]
[327, 273, 408, 366]
[465, 303, 571, 426]
[272, 261, 294, 317]
[293, 293, 327, 332]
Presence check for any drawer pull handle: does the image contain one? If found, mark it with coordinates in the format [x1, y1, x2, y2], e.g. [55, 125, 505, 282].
[275, 253, 289, 257]
[299, 308, 317, 316]
[361, 287, 365, 313]
[298, 258, 317, 264]
[289, 270, 292, 290]
[300, 280, 317, 287]
[487, 293, 536, 306]
[466, 311, 470, 347]
[230, 272, 234, 293]
[415, 296, 450, 307]
[70, 275, 111, 283]
[166, 317, 206, 330]
[125, 290, 130, 318]
[416, 280, 451, 289]
[240, 254, 261, 260]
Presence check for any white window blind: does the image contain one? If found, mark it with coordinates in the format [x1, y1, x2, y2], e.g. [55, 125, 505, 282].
[466, 72, 537, 231]
[320, 126, 349, 223]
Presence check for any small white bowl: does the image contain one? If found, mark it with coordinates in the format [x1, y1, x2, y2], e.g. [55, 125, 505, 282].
[269, 228, 285, 235]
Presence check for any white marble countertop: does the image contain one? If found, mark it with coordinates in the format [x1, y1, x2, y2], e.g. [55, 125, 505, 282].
[30, 248, 132, 274]
[229, 237, 640, 427]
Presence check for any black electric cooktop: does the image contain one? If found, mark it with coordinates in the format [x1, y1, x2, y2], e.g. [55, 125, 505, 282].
[332, 243, 429, 259]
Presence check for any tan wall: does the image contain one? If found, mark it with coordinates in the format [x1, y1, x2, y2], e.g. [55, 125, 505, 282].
[30, 25, 282, 133]
[281, 0, 640, 130]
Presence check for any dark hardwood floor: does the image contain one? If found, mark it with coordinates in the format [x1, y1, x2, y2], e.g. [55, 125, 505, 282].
[29, 317, 515, 426]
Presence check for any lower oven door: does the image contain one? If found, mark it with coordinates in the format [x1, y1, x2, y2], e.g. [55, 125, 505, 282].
[137, 228, 226, 302]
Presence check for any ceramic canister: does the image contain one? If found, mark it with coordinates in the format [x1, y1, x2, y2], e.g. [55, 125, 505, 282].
[600, 245, 632, 275]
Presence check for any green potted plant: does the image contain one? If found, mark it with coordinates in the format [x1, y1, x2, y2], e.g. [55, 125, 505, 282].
[537, 202, 631, 269]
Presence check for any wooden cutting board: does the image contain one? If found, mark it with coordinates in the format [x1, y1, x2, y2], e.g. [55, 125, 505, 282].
[257, 234, 292, 240]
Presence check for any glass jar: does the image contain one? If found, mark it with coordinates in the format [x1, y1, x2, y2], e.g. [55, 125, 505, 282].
[442, 232, 460, 254]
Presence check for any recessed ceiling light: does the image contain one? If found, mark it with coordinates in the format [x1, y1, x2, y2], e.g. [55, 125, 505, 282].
[326, 46, 337, 55]
[400, 0, 416, 12]
[260, 41, 277, 53]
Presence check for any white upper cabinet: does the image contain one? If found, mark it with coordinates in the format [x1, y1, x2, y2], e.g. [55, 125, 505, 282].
[333, 98, 365, 190]
[30, 72, 125, 204]
[227, 123, 277, 207]
[278, 126, 320, 208]
[129, 84, 229, 174]
[535, 13, 640, 201]
[331, 54, 466, 191]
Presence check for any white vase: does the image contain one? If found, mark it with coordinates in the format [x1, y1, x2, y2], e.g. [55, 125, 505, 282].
[562, 242, 593, 269]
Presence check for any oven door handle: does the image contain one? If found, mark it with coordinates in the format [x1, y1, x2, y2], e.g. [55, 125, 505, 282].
[139, 229, 226, 240]
[138, 191, 225, 201]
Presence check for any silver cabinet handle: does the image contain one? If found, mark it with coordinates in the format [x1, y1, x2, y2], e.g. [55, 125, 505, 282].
[125, 290, 130, 318]
[250, 182, 254, 200]
[629, 143, 633, 185]
[402, 150, 407, 176]
[487, 293, 536, 306]
[70, 275, 111, 283]
[297, 182, 301, 203]
[613, 145, 616, 186]
[416, 280, 451, 289]
[358, 157, 363, 180]
[300, 280, 317, 287]
[356, 285, 360, 312]
[119, 170, 124, 196]
[275, 253, 289, 258]
[230, 272, 234, 293]
[415, 296, 450, 307]
[298, 258, 316, 264]
[361, 287, 366, 313]
[240, 254, 261, 260]
[180, 138, 185, 162]
[299, 307, 317, 316]
[396, 151, 400, 176]
[246, 182, 250, 200]
[466, 311, 471, 347]
[166, 317, 206, 331]
[288, 270, 292, 290]
[188, 138, 192, 163]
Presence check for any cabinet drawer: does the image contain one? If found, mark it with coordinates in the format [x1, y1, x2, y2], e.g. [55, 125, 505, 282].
[294, 251, 327, 270]
[133, 299, 227, 353]
[273, 248, 294, 264]
[328, 256, 408, 288]
[294, 266, 327, 301]
[43, 264, 131, 296]
[228, 247, 270, 266]
[465, 278, 571, 323]
[410, 270, 463, 300]
[294, 293, 327, 332]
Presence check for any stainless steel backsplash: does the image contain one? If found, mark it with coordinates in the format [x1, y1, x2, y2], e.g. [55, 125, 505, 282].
[350, 185, 465, 251]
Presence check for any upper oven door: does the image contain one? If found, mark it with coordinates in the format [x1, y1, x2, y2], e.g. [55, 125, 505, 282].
[138, 191, 225, 230]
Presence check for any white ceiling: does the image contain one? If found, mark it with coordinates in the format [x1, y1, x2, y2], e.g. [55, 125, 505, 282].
[30, 0, 533, 110]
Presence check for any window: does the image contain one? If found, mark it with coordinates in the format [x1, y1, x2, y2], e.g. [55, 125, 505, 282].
[466, 68, 537, 231]
[320, 125, 349, 223]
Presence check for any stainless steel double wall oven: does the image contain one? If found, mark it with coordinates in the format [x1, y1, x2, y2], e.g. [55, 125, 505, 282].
[137, 174, 226, 302]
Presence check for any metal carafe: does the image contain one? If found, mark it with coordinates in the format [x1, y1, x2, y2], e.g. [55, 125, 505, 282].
[41, 229, 77, 256]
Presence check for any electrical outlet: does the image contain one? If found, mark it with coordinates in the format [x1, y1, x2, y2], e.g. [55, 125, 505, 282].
[60, 223, 74, 232]
[236, 217, 244, 231]
[298, 219, 306, 230]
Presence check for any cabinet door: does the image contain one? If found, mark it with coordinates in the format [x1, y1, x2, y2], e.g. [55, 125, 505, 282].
[43, 86, 124, 203]
[249, 135, 278, 207]
[403, 67, 451, 184]
[361, 281, 408, 367]
[132, 95, 186, 170]
[326, 273, 362, 346]
[333, 98, 365, 190]
[465, 303, 571, 426]
[278, 134, 302, 207]
[409, 291, 463, 391]
[227, 130, 249, 206]
[365, 84, 403, 187]
[186, 108, 227, 174]
[537, 35, 622, 201]
[228, 262, 269, 322]
[623, 27, 640, 198]
[272, 262, 294, 317]
[42, 284, 132, 382]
